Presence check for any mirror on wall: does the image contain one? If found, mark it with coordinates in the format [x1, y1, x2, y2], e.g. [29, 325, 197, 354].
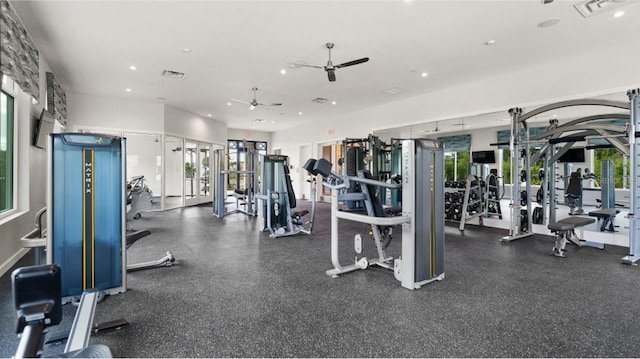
[125, 133, 162, 210]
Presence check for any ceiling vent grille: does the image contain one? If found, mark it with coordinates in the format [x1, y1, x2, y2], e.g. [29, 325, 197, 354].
[383, 87, 406, 95]
[574, 0, 630, 17]
[312, 97, 328, 104]
[161, 70, 187, 79]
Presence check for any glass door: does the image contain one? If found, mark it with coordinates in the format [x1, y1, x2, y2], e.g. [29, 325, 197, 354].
[198, 143, 211, 204]
[184, 141, 199, 207]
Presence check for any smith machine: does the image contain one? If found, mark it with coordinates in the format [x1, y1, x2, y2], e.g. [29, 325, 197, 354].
[500, 89, 640, 264]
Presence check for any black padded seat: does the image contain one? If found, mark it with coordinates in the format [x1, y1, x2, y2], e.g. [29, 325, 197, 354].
[589, 208, 620, 232]
[589, 208, 620, 217]
[548, 217, 595, 232]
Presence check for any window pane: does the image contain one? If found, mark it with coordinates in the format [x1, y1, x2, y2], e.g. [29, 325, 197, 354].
[0, 91, 14, 213]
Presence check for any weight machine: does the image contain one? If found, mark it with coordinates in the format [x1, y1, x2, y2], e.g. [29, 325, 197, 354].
[213, 146, 258, 218]
[256, 155, 317, 237]
[340, 135, 392, 210]
[500, 96, 631, 245]
[319, 138, 445, 290]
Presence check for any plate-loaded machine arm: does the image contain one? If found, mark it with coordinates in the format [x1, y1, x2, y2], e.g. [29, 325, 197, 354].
[316, 138, 445, 290]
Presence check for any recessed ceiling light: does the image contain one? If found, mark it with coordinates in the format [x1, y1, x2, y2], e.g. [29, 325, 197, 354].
[537, 18, 561, 28]
[208, 114, 212, 117]
[183, 48, 191, 54]
[280, 69, 287, 75]
[484, 40, 496, 45]
[125, 88, 132, 92]
[255, 118, 266, 123]
[298, 112, 303, 115]
[613, 10, 625, 17]
[421, 72, 428, 77]
[129, 65, 137, 70]
[331, 101, 337, 105]
[227, 102, 232, 106]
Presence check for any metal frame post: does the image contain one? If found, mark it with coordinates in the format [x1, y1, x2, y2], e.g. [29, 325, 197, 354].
[622, 89, 640, 265]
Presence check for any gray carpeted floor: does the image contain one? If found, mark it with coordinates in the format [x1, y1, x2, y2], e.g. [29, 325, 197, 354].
[1, 201, 639, 358]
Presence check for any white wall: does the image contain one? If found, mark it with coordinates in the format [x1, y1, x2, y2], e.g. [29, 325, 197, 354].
[0, 58, 53, 275]
[163, 105, 227, 145]
[227, 128, 270, 144]
[67, 93, 165, 133]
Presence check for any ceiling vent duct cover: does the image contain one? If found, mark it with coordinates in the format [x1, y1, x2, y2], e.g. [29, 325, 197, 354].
[574, 0, 631, 17]
[312, 97, 328, 104]
[162, 70, 187, 79]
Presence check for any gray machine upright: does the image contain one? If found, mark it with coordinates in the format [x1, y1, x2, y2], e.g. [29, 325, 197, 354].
[322, 138, 445, 290]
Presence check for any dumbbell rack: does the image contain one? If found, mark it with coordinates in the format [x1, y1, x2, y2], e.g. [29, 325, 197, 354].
[444, 184, 466, 223]
[459, 175, 484, 231]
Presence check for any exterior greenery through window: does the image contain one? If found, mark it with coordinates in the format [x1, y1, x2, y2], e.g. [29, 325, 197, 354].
[593, 148, 626, 188]
[444, 151, 470, 182]
[1, 90, 14, 213]
[227, 140, 267, 190]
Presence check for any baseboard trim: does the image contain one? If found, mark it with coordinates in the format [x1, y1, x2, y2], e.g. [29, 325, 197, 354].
[0, 248, 30, 277]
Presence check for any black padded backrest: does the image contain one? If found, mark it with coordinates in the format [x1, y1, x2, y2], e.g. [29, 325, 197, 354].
[302, 158, 318, 175]
[566, 171, 582, 196]
[360, 170, 385, 218]
[313, 158, 333, 178]
[283, 165, 297, 209]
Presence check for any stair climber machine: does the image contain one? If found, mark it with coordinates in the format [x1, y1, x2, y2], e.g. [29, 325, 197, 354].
[36, 133, 176, 349]
[256, 155, 318, 238]
[315, 138, 445, 290]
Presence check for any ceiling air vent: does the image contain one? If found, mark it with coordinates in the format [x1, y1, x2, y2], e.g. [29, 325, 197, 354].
[161, 69, 187, 79]
[574, 0, 630, 17]
[312, 97, 328, 104]
[383, 87, 406, 95]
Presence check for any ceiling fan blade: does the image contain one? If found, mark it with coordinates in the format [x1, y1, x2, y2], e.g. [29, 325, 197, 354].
[335, 57, 369, 68]
[298, 63, 324, 69]
[327, 69, 336, 82]
[231, 98, 251, 105]
[258, 102, 282, 107]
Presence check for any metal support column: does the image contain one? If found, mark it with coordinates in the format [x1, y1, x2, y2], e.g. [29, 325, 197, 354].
[502, 108, 533, 242]
[622, 89, 640, 265]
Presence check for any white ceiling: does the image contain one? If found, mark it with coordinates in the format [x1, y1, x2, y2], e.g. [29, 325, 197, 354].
[11, 0, 640, 133]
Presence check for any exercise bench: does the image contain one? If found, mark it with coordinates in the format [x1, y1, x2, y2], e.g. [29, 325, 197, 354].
[589, 208, 620, 232]
[549, 216, 603, 258]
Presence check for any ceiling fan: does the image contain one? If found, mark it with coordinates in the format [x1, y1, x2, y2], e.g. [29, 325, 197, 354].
[231, 87, 282, 110]
[297, 42, 369, 82]
[424, 121, 440, 133]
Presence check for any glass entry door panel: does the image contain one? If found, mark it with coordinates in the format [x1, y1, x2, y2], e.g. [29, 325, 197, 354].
[184, 141, 199, 207]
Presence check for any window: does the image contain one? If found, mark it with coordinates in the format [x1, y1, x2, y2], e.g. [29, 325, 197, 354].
[439, 134, 471, 182]
[1, 89, 15, 213]
[593, 148, 626, 189]
[226, 140, 267, 190]
[444, 151, 470, 182]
